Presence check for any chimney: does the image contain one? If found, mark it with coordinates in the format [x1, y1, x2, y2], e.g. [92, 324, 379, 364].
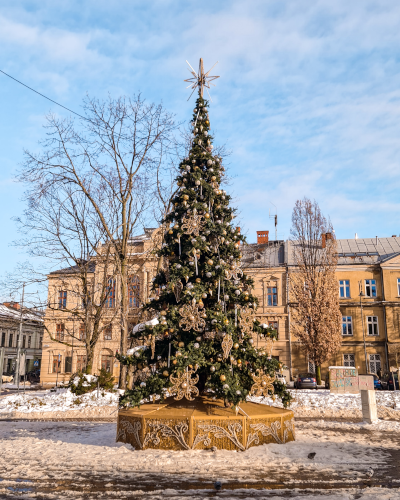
[321, 232, 333, 249]
[3, 302, 20, 310]
[257, 231, 269, 244]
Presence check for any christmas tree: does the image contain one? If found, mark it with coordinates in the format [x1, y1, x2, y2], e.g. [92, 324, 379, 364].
[118, 60, 291, 410]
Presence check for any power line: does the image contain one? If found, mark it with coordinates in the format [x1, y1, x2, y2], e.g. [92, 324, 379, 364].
[0, 68, 87, 120]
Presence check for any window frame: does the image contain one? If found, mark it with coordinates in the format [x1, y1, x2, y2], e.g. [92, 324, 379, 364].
[55, 323, 65, 342]
[267, 286, 278, 306]
[128, 275, 141, 308]
[8, 333, 13, 348]
[339, 280, 350, 298]
[58, 290, 67, 309]
[76, 354, 86, 372]
[101, 354, 113, 373]
[365, 279, 377, 298]
[397, 278, 400, 297]
[342, 316, 353, 336]
[104, 325, 112, 341]
[343, 353, 355, 367]
[1, 332, 5, 347]
[52, 355, 62, 374]
[105, 278, 116, 308]
[366, 316, 379, 336]
[369, 353, 381, 374]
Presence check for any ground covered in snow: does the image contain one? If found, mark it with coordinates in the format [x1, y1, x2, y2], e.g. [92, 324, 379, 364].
[1, 420, 400, 498]
[2, 388, 400, 421]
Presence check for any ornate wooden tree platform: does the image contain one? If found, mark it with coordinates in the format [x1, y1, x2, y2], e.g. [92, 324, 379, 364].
[116, 396, 295, 451]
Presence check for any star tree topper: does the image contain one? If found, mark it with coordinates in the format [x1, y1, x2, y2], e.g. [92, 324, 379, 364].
[185, 58, 219, 101]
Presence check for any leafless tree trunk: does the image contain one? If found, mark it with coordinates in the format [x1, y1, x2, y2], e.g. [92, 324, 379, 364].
[289, 198, 342, 384]
[19, 95, 176, 387]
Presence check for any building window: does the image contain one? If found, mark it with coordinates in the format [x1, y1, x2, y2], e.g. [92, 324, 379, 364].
[28, 336, 31, 348]
[8, 334, 13, 347]
[101, 355, 113, 373]
[79, 323, 86, 341]
[22, 336, 26, 348]
[16, 335, 19, 347]
[39, 336, 42, 349]
[104, 325, 112, 341]
[342, 316, 353, 336]
[267, 321, 279, 340]
[1, 332, 5, 347]
[76, 355, 86, 372]
[58, 290, 67, 309]
[65, 356, 72, 373]
[308, 360, 316, 374]
[52, 355, 62, 374]
[105, 279, 116, 308]
[398, 278, 400, 296]
[367, 316, 379, 336]
[55, 324, 65, 342]
[369, 354, 381, 374]
[339, 280, 350, 298]
[129, 276, 141, 308]
[365, 279, 377, 298]
[267, 286, 278, 306]
[343, 353, 355, 367]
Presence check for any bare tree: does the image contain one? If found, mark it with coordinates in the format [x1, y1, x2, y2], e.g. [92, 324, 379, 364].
[289, 198, 342, 384]
[19, 95, 176, 387]
[6, 181, 119, 374]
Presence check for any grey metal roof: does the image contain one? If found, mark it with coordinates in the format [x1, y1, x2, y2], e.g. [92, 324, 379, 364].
[241, 241, 285, 268]
[336, 236, 400, 265]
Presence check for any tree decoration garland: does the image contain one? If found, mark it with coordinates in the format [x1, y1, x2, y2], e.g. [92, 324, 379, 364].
[173, 281, 184, 303]
[250, 371, 275, 397]
[179, 302, 206, 331]
[225, 260, 243, 281]
[170, 368, 200, 401]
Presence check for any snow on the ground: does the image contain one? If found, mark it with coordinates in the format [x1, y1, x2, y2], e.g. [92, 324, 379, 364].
[0, 420, 396, 499]
[2, 387, 400, 420]
[0, 387, 119, 414]
[251, 388, 400, 410]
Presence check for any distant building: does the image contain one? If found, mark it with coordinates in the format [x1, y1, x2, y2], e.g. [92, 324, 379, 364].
[0, 302, 44, 375]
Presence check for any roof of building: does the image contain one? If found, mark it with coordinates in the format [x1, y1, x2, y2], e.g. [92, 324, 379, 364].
[0, 304, 44, 323]
[49, 261, 96, 275]
[336, 236, 400, 265]
[241, 241, 285, 268]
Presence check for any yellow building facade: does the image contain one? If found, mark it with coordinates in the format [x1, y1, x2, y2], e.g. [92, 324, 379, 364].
[40, 229, 160, 386]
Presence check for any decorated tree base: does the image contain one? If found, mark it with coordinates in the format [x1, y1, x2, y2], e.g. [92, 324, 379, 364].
[117, 396, 295, 452]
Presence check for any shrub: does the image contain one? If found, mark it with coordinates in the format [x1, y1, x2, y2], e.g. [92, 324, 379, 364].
[68, 370, 116, 396]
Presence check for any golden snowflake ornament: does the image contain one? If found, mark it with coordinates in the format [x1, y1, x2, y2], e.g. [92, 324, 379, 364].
[238, 308, 256, 336]
[179, 302, 206, 332]
[250, 371, 275, 397]
[181, 213, 205, 237]
[225, 261, 243, 281]
[170, 368, 199, 401]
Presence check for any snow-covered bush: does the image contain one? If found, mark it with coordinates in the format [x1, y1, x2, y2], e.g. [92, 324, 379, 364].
[67, 370, 115, 396]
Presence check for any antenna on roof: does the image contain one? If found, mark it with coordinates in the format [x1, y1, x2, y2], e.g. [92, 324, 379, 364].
[269, 203, 278, 241]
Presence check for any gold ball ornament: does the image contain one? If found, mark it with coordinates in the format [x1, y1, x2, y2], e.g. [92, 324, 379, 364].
[181, 382, 188, 389]
[163, 370, 169, 377]
[220, 374, 226, 382]
[178, 342, 184, 348]
[183, 194, 189, 200]
[211, 176, 216, 181]
[168, 230, 173, 235]
[224, 319, 229, 325]
[233, 343, 239, 349]
[205, 213, 210, 219]
[195, 278, 201, 283]
[207, 259, 214, 265]
[237, 359, 242, 365]
[172, 359, 178, 365]
[169, 328, 174, 333]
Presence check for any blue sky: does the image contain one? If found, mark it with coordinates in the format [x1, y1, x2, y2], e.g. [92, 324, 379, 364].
[1, 0, 400, 285]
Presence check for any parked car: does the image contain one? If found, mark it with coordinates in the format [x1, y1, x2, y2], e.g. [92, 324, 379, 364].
[294, 373, 317, 389]
[386, 373, 399, 390]
[275, 373, 287, 385]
